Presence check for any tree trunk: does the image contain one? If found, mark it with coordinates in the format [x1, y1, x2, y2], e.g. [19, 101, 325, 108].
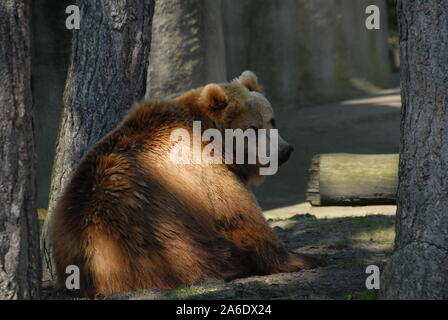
[41, 0, 155, 280]
[306, 154, 398, 206]
[0, 0, 41, 299]
[146, 0, 227, 100]
[380, 0, 448, 299]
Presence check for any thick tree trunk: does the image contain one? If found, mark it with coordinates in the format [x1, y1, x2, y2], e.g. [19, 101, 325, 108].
[41, 0, 155, 280]
[146, 0, 227, 100]
[0, 0, 41, 299]
[307, 154, 398, 206]
[380, 1, 448, 299]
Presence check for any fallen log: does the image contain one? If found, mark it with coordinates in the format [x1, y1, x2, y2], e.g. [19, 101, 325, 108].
[306, 153, 398, 206]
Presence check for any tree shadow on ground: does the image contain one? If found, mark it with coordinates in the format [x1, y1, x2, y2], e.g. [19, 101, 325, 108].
[254, 93, 401, 210]
[180, 214, 395, 300]
[84, 214, 395, 300]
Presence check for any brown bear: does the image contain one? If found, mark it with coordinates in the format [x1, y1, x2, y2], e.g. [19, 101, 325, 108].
[52, 71, 316, 297]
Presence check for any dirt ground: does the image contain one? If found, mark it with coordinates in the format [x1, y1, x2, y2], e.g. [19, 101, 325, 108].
[41, 90, 401, 300]
[96, 213, 395, 300]
[42, 212, 396, 300]
[254, 89, 401, 210]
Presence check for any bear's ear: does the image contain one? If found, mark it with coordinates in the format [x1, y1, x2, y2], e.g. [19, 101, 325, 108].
[199, 84, 229, 116]
[235, 70, 262, 92]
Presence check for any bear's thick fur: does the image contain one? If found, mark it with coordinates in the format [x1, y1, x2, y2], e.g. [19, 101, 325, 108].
[52, 71, 316, 297]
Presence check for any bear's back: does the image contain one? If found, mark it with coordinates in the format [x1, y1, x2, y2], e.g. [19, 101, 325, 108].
[51, 100, 261, 296]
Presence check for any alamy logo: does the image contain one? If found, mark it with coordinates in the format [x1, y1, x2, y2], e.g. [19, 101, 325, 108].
[365, 265, 380, 289]
[65, 265, 80, 290]
[365, 5, 380, 30]
[170, 121, 279, 175]
[65, 5, 80, 30]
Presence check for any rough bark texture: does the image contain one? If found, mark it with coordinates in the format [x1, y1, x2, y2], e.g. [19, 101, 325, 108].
[41, 0, 155, 279]
[306, 154, 398, 206]
[380, 0, 448, 299]
[146, 0, 227, 100]
[0, 0, 41, 299]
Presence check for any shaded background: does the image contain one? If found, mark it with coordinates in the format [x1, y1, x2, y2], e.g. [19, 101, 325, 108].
[32, 0, 399, 210]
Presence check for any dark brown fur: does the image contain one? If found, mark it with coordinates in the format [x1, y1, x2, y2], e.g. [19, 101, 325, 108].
[52, 73, 316, 297]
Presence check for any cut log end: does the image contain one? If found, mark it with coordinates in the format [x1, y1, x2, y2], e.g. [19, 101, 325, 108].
[306, 153, 398, 206]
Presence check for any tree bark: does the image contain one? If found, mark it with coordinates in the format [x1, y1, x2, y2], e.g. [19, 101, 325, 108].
[380, 0, 448, 299]
[41, 0, 155, 280]
[306, 154, 398, 206]
[146, 0, 227, 100]
[0, 0, 41, 299]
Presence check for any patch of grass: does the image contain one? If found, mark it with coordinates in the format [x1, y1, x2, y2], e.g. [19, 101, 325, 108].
[163, 286, 201, 299]
[311, 215, 394, 233]
[274, 226, 294, 233]
[38, 208, 47, 230]
[291, 214, 318, 221]
[268, 217, 294, 222]
[279, 214, 396, 251]
[345, 289, 377, 300]
[268, 214, 318, 223]
[350, 227, 395, 246]
[168, 287, 190, 295]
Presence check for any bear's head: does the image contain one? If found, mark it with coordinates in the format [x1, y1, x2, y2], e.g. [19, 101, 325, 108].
[175, 71, 294, 183]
